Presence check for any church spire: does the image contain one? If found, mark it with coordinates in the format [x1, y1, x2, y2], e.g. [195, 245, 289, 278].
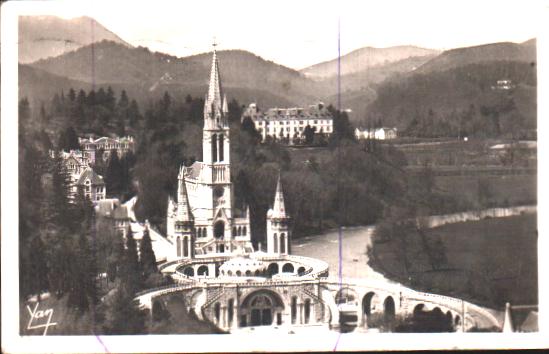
[176, 166, 193, 222]
[204, 41, 226, 128]
[271, 173, 287, 219]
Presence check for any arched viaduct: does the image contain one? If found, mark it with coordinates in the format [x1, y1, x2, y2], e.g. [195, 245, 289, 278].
[136, 267, 500, 333]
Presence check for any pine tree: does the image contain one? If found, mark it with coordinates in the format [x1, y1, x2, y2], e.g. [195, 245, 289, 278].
[121, 230, 142, 293]
[139, 227, 157, 278]
[103, 285, 146, 334]
[105, 150, 123, 196]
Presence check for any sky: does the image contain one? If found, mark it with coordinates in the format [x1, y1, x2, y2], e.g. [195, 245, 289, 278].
[10, 0, 547, 69]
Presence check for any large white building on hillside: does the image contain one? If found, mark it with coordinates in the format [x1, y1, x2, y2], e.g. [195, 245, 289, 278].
[242, 102, 334, 142]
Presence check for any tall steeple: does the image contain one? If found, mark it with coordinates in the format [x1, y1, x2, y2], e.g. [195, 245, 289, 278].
[271, 174, 287, 219]
[176, 166, 193, 222]
[204, 41, 228, 129]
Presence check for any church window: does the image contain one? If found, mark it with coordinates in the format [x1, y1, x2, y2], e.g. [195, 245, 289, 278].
[236, 270, 242, 276]
[232, 227, 237, 236]
[304, 299, 311, 324]
[243, 227, 247, 236]
[214, 303, 221, 323]
[291, 297, 297, 324]
[228, 299, 234, 326]
[280, 233, 286, 254]
[183, 236, 189, 257]
[273, 234, 278, 253]
[176, 237, 181, 257]
[219, 134, 224, 161]
[211, 134, 218, 162]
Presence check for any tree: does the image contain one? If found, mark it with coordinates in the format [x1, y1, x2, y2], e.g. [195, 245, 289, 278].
[121, 231, 142, 293]
[103, 285, 146, 334]
[105, 150, 123, 196]
[139, 227, 158, 278]
[303, 125, 315, 145]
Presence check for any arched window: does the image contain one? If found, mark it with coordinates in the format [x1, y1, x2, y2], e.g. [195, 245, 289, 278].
[228, 299, 234, 326]
[214, 302, 221, 323]
[238, 226, 242, 236]
[236, 270, 242, 276]
[304, 299, 311, 324]
[232, 227, 237, 236]
[183, 236, 189, 257]
[219, 134, 224, 161]
[280, 233, 286, 254]
[176, 237, 181, 257]
[243, 226, 247, 235]
[211, 134, 218, 163]
[291, 296, 297, 324]
[197, 265, 209, 276]
[273, 233, 278, 253]
[245, 270, 252, 276]
[214, 221, 225, 239]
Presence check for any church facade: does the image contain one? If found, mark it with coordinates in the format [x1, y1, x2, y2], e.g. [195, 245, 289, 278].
[166, 47, 287, 258]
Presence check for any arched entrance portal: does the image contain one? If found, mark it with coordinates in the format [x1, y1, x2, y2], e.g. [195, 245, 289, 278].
[240, 290, 285, 327]
[384, 296, 396, 322]
[214, 221, 225, 239]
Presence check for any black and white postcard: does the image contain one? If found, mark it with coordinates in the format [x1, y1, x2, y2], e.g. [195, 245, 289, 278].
[2, 0, 548, 352]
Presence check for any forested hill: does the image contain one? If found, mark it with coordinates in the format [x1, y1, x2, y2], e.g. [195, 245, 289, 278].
[416, 40, 536, 73]
[27, 40, 332, 108]
[365, 60, 537, 138]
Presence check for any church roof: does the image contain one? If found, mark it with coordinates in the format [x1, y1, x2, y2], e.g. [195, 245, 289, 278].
[176, 166, 193, 222]
[184, 161, 203, 180]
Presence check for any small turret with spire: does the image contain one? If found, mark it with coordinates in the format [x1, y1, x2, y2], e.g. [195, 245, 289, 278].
[266, 173, 291, 255]
[174, 165, 195, 258]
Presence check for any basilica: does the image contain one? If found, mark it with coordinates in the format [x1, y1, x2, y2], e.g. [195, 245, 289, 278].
[134, 46, 500, 334]
[165, 47, 290, 259]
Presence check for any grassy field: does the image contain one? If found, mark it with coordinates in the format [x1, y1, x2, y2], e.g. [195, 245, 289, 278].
[434, 174, 537, 207]
[371, 214, 538, 309]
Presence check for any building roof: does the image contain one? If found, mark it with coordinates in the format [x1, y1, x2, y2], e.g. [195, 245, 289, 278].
[76, 167, 105, 186]
[183, 161, 203, 180]
[176, 166, 193, 222]
[244, 102, 333, 122]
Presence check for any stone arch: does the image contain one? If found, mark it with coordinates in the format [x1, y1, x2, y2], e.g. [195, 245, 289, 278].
[240, 289, 285, 327]
[282, 263, 294, 273]
[335, 287, 358, 305]
[183, 267, 194, 277]
[362, 292, 377, 316]
[383, 296, 396, 322]
[214, 221, 225, 239]
[455, 315, 461, 326]
[267, 263, 279, 276]
[280, 233, 286, 254]
[197, 265, 209, 276]
[413, 303, 426, 316]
